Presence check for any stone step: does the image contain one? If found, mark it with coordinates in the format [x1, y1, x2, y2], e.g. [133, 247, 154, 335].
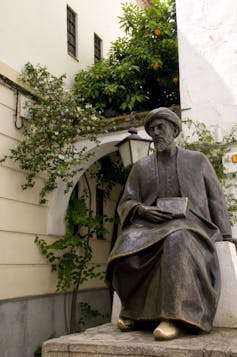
[42, 323, 237, 357]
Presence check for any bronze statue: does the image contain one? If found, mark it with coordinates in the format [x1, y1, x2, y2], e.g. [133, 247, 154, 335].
[106, 107, 232, 340]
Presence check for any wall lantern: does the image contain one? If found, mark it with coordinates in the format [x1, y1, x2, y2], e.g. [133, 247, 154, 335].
[117, 127, 152, 168]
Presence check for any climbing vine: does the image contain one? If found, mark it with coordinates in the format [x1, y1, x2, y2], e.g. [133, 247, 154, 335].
[90, 153, 129, 199]
[181, 119, 237, 226]
[0, 63, 106, 204]
[35, 186, 112, 333]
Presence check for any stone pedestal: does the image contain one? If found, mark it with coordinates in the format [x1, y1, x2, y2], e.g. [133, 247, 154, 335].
[42, 323, 237, 357]
[214, 241, 237, 327]
[42, 242, 237, 356]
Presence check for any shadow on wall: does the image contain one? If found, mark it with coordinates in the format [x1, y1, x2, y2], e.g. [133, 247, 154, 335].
[178, 30, 237, 130]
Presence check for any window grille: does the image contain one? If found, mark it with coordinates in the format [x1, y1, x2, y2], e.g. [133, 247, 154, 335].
[67, 6, 77, 57]
[94, 33, 102, 63]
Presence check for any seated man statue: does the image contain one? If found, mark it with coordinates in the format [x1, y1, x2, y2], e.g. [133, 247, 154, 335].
[106, 107, 232, 340]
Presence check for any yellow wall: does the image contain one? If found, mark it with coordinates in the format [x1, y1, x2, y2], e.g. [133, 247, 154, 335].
[0, 63, 126, 300]
[0, 73, 56, 299]
[0, 65, 122, 299]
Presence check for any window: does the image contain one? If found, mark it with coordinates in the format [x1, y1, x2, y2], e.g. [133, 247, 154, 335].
[94, 33, 102, 63]
[96, 188, 104, 239]
[67, 6, 77, 57]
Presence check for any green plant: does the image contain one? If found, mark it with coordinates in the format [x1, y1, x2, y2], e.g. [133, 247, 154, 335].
[74, 0, 179, 117]
[0, 63, 106, 204]
[90, 153, 129, 249]
[78, 302, 110, 331]
[90, 153, 129, 199]
[35, 187, 110, 333]
[181, 119, 237, 226]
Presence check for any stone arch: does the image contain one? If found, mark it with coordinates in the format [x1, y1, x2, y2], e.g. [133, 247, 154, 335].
[47, 128, 149, 236]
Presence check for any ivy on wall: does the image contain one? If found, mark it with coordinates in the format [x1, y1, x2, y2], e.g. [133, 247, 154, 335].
[181, 119, 237, 226]
[35, 187, 111, 333]
[90, 153, 129, 198]
[1, 63, 107, 204]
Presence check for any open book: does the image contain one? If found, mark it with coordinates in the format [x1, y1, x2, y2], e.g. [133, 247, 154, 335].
[156, 197, 189, 218]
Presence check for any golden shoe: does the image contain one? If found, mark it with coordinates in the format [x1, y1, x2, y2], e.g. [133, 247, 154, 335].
[117, 318, 135, 332]
[153, 320, 180, 340]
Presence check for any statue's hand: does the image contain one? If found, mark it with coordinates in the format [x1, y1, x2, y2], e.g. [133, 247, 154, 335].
[137, 205, 173, 223]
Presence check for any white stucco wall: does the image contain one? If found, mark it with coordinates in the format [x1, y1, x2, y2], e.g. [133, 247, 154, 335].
[176, 0, 237, 135]
[176, 0, 237, 237]
[0, 0, 136, 86]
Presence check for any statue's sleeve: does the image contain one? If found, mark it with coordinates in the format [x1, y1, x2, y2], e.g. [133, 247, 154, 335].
[202, 154, 232, 238]
[118, 163, 142, 228]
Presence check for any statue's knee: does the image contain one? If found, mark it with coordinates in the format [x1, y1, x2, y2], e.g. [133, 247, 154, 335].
[164, 230, 186, 248]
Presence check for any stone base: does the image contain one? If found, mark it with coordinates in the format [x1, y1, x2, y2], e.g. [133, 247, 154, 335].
[42, 323, 237, 357]
[214, 241, 237, 327]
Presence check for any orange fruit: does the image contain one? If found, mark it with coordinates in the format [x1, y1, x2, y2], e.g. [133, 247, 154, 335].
[152, 63, 159, 71]
[154, 28, 161, 36]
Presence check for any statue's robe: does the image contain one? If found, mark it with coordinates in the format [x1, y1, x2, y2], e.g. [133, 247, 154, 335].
[106, 148, 232, 332]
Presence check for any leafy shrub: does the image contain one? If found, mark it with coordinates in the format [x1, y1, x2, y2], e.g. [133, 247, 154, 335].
[74, 0, 179, 117]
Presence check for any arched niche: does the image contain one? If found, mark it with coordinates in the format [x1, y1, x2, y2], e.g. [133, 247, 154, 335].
[47, 128, 149, 236]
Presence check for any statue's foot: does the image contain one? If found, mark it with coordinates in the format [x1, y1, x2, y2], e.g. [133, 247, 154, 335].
[153, 320, 180, 340]
[117, 318, 135, 332]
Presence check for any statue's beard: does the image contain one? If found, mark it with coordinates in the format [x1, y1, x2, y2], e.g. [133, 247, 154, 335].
[154, 137, 174, 152]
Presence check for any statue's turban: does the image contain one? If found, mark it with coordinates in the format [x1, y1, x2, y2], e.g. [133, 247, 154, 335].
[144, 107, 182, 138]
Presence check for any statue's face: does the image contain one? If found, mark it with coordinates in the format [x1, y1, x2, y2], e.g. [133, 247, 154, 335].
[148, 118, 177, 152]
